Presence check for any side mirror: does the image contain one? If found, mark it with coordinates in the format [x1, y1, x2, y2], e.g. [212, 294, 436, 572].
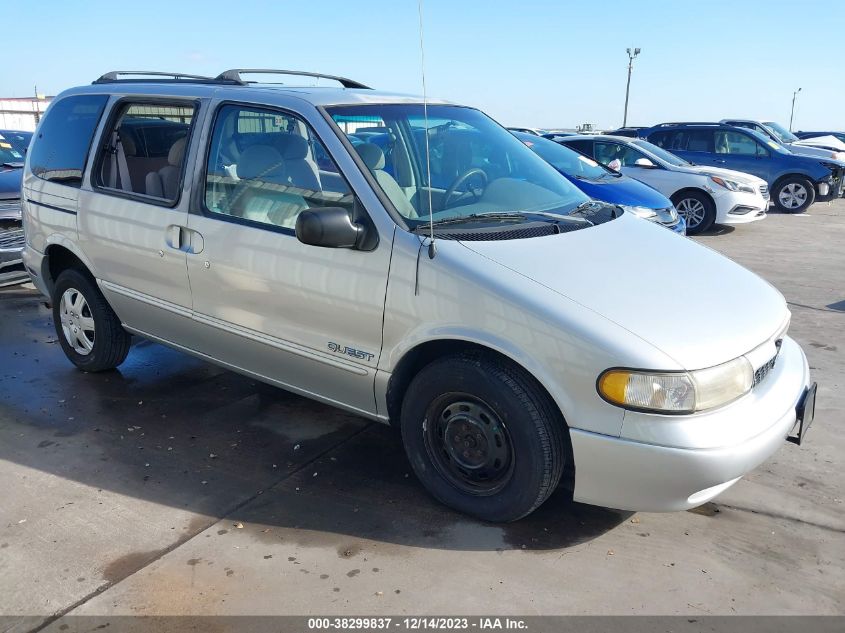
[633, 158, 656, 168]
[295, 206, 366, 249]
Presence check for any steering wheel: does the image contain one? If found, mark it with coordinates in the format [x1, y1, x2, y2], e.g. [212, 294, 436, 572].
[442, 168, 488, 209]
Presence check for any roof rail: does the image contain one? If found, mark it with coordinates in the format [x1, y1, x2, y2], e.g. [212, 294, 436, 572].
[93, 71, 242, 85]
[655, 122, 722, 127]
[215, 69, 371, 89]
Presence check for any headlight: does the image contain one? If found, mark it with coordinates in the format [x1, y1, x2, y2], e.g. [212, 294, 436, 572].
[621, 205, 657, 219]
[598, 356, 753, 414]
[709, 175, 754, 194]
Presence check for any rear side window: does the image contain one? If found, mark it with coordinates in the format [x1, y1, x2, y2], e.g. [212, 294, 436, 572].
[94, 102, 196, 203]
[29, 95, 108, 187]
[564, 139, 593, 156]
[685, 130, 714, 153]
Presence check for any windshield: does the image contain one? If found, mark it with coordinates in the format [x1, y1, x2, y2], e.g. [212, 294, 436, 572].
[327, 104, 589, 226]
[631, 139, 690, 167]
[763, 121, 799, 143]
[514, 132, 616, 180]
[0, 132, 27, 164]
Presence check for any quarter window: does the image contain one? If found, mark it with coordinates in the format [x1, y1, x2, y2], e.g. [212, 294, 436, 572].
[29, 95, 108, 187]
[204, 105, 353, 230]
[94, 102, 195, 202]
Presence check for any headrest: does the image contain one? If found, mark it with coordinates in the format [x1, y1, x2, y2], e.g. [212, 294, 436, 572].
[236, 145, 286, 181]
[356, 143, 385, 170]
[168, 137, 187, 166]
[117, 128, 137, 156]
[276, 134, 309, 160]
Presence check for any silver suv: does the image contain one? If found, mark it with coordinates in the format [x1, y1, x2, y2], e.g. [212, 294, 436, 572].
[21, 70, 815, 521]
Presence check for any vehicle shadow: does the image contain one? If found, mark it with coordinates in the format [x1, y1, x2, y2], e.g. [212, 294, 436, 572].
[0, 287, 630, 553]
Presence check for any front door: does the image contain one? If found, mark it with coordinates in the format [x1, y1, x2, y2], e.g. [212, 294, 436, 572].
[185, 103, 391, 415]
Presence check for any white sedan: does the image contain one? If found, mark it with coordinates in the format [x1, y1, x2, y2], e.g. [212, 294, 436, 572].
[558, 135, 770, 234]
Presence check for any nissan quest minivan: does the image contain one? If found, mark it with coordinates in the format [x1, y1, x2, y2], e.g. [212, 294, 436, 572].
[20, 70, 816, 522]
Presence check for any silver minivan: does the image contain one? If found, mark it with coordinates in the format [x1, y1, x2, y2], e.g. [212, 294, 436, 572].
[21, 70, 816, 522]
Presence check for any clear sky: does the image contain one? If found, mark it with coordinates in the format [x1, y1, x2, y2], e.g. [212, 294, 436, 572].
[2, 0, 842, 130]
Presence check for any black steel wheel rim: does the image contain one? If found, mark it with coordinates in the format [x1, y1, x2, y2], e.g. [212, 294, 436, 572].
[423, 394, 514, 496]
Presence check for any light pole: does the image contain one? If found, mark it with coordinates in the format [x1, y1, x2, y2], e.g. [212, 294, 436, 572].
[789, 87, 802, 132]
[622, 47, 641, 127]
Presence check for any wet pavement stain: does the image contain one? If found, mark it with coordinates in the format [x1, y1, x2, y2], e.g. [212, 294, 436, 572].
[346, 569, 360, 578]
[101, 549, 167, 583]
[186, 558, 202, 566]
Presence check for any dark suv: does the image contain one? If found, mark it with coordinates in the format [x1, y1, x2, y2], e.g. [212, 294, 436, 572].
[641, 123, 845, 213]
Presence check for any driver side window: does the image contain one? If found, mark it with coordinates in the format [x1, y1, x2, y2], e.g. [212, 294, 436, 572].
[204, 105, 354, 231]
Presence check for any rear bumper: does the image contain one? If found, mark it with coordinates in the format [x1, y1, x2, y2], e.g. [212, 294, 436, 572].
[570, 336, 810, 511]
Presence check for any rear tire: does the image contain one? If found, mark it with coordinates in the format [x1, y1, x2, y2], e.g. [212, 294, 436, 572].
[773, 177, 815, 213]
[671, 190, 716, 235]
[52, 268, 131, 372]
[400, 353, 567, 522]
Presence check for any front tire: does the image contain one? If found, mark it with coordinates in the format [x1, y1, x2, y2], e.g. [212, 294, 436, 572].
[773, 177, 815, 213]
[52, 268, 131, 372]
[400, 353, 567, 522]
[671, 190, 716, 235]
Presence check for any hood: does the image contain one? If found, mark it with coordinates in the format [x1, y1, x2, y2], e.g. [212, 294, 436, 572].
[563, 172, 673, 209]
[0, 164, 23, 197]
[461, 213, 787, 370]
[792, 135, 845, 152]
[674, 163, 766, 185]
[783, 142, 839, 160]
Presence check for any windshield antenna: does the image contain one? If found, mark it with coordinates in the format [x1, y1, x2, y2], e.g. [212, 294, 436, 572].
[417, 0, 436, 259]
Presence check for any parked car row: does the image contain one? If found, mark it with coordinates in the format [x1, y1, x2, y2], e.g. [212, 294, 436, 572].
[519, 120, 845, 234]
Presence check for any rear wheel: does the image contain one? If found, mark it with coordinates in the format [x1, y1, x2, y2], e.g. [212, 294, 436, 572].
[671, 190, 716, 235]
[52, 269, 131, 371]
[400, 353, 567, 522]
[773, 177, 815, 213]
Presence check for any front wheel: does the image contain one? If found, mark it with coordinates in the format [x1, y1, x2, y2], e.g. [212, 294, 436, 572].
[400, 353, 567, 522]
[671, 191, 716, 235]
[773, 177, 815, 213]
[52, 268, 132, 372]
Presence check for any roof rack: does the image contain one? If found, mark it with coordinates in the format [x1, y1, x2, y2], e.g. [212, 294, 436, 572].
[93, 71, 241, 85]
[215, 69, 371, 89]
[654, 122, 722, 127]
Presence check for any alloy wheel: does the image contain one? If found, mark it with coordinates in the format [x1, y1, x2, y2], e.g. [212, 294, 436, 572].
[778, 182, 808, 209]
[676, 198, 706, 229]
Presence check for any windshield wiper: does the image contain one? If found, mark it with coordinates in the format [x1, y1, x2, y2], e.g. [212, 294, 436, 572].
[417, 212, 533, 229]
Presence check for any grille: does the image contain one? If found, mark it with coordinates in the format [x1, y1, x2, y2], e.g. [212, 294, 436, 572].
[752, 351, 779, 388]
[759, 184, 769, 200]
[0, 226, 25, 251]
[0, 198, 22, 216]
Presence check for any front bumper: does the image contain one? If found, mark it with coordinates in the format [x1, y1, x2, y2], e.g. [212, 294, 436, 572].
[815, 167, 845, 201]
[570, 336, 810, 511]
[0, 223, 27, 288]
[713, 188, 769, 225]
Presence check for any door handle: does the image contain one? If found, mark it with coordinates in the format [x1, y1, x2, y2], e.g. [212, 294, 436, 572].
[713, 159, 726, 164]
[165, 225, 203, 254]
[166, 225, 182, 249]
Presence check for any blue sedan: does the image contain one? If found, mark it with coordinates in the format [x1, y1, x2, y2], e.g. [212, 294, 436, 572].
[513, 132, 685, 234]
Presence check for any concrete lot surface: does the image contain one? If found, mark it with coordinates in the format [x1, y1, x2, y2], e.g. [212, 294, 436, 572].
[1, 201, 843, 632]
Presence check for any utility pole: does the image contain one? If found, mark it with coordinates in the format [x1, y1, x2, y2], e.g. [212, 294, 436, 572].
[622, 48, 641, 128]
[789, 87, 801, 132]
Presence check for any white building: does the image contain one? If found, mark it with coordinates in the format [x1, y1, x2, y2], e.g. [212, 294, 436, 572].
[0, 97, 53, 131]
